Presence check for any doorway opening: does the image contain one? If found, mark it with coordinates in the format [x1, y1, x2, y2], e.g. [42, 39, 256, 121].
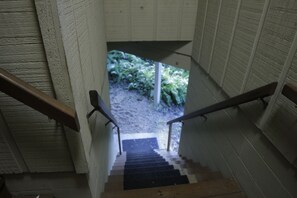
[107, 50, 189, 151]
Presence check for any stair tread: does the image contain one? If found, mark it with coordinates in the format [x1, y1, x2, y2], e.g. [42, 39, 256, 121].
[124, 169, 181, 181]
[108, 169, 182, 183]
[124, 165, 175, 174]
[113, 162, 170, 170]
[102, 179, 244, 198]
[125, 161, 169, 168]
[124, 175, 189, 190]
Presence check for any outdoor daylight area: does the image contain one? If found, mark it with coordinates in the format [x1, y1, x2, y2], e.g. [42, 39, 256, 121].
[107, 50, 189, 151]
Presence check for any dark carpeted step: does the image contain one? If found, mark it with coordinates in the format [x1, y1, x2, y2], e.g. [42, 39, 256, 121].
[126, 157, 164, 163]
[125, 158, 167, 166]
[126, 150, 157, 155]
[126, 154, 162, 159]
[124, 169, 181, 182]
[124, 175, 189, 190]
[125, 161, 169, 169]
[124, 165, 174, 175]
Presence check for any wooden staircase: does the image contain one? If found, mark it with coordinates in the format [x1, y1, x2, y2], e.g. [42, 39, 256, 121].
[102, 150, 245, 198]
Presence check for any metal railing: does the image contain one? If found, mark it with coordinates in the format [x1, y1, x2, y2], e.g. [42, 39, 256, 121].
[87, 90, 122, 155]
[0, 68, 80, 131]
[166, 82, 278, 151]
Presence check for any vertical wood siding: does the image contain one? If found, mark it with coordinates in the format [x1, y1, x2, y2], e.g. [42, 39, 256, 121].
[185, 0, 297, 197]
[104, 0, 198, 41]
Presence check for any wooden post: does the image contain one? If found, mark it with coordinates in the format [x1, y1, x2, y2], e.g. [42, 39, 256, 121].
[154, 62, 162, 106]
[167, 123, 173, 151]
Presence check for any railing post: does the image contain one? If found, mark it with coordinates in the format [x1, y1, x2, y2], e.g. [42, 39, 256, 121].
[167, 123, 173, 151]
[117, 127, 122, 155]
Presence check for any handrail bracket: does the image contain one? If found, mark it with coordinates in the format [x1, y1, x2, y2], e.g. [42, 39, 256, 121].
[88, 90, 122, 155]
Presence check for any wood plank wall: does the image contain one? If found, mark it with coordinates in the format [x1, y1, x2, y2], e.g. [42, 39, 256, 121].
[0, 0, 74, 173]
[182, 0, 297, 197]
[56, 0, 116, 197]
[104, 0, 198, 42]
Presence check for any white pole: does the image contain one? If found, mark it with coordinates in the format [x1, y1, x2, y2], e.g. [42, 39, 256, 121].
[154, 62, 162, 106]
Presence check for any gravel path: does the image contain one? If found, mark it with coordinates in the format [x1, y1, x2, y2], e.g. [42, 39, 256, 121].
[109, 82, 184, 151]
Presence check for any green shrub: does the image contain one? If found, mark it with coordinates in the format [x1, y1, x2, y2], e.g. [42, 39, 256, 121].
[107, 50, 189, 106]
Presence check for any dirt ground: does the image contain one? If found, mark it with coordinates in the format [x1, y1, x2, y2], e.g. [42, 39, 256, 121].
[109, 82, 184, 151]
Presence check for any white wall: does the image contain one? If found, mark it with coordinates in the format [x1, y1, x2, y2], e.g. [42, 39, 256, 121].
[180, 62, 297, 198]
[104, 0, 198, 42]
[180, 0, 297, 197]
[56, 0, 117, 197]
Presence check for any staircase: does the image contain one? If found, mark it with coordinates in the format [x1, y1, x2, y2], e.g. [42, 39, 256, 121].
[101, 138, 245, 198]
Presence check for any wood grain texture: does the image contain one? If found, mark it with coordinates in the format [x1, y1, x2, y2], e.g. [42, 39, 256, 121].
[57, 0, 115, 197]
[245, 0, 297, 92]
[104, 0, 131, 41]
[180, 0, 199, 40]
[104, 0, 198, 41]
[0, 113, 23, 174]
[156, 0, 181, 40]
[130, 0, 154, 40]
[199, 0, 220, 72]
[0, 68, 80, 131]
[34, 0, 88, 173]
[192, 0, 207, 61]
[0, 0, 74, 173]
[210, 0, 239, 84]
[189, 0, 297, 196]
[168, 81, 276, 124]
[180, 62, 296, 198]
[223, 0, 265, 97]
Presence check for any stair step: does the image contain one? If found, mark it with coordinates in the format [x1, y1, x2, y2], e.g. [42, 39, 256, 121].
[125, 158, 167, 165]
[108, 175, 123, 183]
[104, 181, 123, 192]
[110, 169, 124, 175]
[111, 165, 175, 175]
[124, 170, 182, 182]
[115, 158, 167, 166]
[125, 161, 169, 169]
[126, 156, 163, 161]
[113, 162, 169, 170]
[124, 165, 174, 175]
[124, 175, 189, 190]
[108, 169, 181, 184]
[102, 179, 244, 198]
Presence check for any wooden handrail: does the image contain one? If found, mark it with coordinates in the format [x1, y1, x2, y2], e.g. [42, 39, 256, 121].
[0, 68, 80, 131]
[166, 82, 278, 151]
[88, 90, 121, 155]
[88, 90, 119, 127]
[167, 82, 278, 124]
[282, 83, 297, 105]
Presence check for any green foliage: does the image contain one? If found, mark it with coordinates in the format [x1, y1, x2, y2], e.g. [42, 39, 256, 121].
[107, 50, 189, 106]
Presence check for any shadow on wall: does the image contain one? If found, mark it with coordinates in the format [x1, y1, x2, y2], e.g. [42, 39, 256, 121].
[107, 41, 192, 71]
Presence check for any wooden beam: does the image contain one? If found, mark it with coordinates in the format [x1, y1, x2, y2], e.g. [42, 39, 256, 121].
[0, 68, 80, 131]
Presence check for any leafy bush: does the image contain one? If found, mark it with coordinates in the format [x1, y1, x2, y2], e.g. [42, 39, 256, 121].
[107, 50, 189, 106]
